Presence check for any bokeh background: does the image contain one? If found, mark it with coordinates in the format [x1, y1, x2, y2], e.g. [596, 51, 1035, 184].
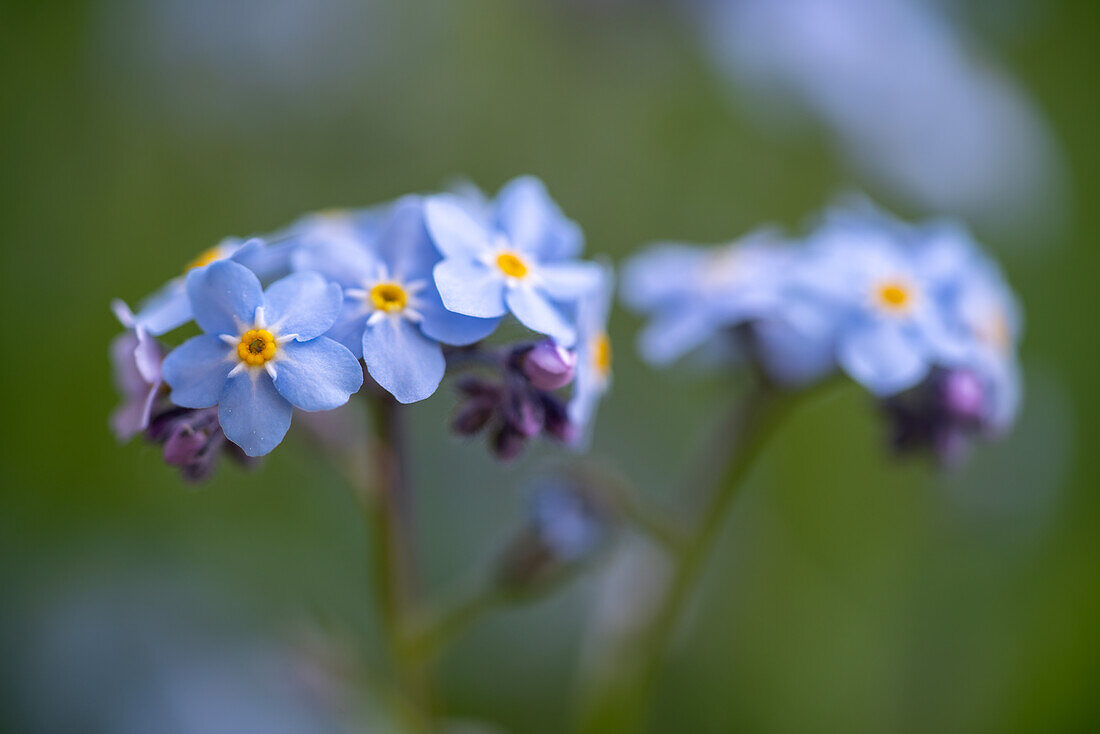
[2, 1, 1098, 732]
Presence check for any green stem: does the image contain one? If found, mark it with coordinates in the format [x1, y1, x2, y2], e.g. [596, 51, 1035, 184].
[574, 384, 810, 734]
[363, 392, 435, 730]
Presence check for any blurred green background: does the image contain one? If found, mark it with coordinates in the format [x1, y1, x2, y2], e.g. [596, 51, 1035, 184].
[2, 1, 1098, 732]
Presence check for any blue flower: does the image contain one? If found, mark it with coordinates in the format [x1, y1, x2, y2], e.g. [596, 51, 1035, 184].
[132, 237, 292, 336]
[568, 263, 614, 442]
[788, 211, 970, 396]
[424, 176, 602, 346]
[529, 478, 608, 563]
[621, 230, 795, 367]
[292, 196, 501, 403]
[915, 224, 1023, 431]
[161, 260, 363, 457]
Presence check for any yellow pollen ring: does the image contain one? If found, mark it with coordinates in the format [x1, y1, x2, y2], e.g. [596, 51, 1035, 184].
[592, 332, 612, 375]
[237, 329, 277, 366]
[370, 283, 408, 312]
[186, 247, 223, 272]
[875, 281, 913, 312]
[496, 252, 528, 278]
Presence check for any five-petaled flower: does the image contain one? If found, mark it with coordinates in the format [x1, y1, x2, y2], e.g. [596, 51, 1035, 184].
[161, 260, 363, 456]
[568, 263, 615, 443]
[292, 196, 501, 403]
[425, 176, 603, 346]
[131, 237, 292, 337]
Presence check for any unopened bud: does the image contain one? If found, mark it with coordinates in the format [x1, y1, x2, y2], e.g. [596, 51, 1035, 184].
[521, 341, 576, 392]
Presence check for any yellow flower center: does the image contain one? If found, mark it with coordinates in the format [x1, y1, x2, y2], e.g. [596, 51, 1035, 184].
[592, 332, 612, 376]
[875, 281, 913, 313]
[496, 252, 529, 279]
[237, 329, 277, 366]
[186, 247, 223, 272]
[370, 283, 408, 312]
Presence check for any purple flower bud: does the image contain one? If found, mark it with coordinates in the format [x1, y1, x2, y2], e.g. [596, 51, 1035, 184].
[502, 380, 545, 438]
[145, 406, 237, 483]
[521, 341, 576, 391]
[452, 397, 497, 436]
[940, 370, 986, 422]
[540, 394, 578, 444]
[491, 426, 528, 462]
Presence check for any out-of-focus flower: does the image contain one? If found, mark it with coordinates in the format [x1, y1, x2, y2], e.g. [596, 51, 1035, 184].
[568, 264, 615, 441]
[292, 197, 500, 403]
[915, 222, 1024, 432]
[694, 0, 1065, 238]
[496, 477, 613, 591]
[787, 209, 971, 396]
[131, 237, 291, 336]
[145, 406, 253, 482]
[161, 260, 363, 457]
[425, 176, 602, 345]
[621, 230, 790, 367]
[109, 300, 166, 441]
[622, 198, 1025, 460]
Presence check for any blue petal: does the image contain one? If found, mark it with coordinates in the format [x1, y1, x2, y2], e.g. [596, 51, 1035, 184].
[837, 321, 930, 396]
[751, 318, 837, 388]
[362, 318, 445, 404]
[620, 245, 707, 313]
[162, 334, 234, 408]
[539, 261, 603, 300]
[433, 259, 507, 318]
[273, 337, 364, 411]
[325, 305, 371, 358]
[375, 196, 439, 280]
[505, 285, 577, 346]
[637, 307, 718, 366]
[424, 196, 493, 259]
[417, 287, 501, 346]
[230, 237, 292, 281]
[219, 372, 294, 457]
[262, 271, 343, 340]
[494, 176, 583, 260]
[135, 281, 193, 335]
[290, 238, 378, 288]
[186, 260, 264, 336]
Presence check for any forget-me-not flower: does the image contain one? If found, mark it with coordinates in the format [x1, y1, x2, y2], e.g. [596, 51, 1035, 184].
[161, 260, 363, 456]
[292, 196, 501, 403]
[568, 263, 614, 441]
[915, 224, 1023, 431]
[621, 230, 792, 366]
[133, 237, 292, 336]
[424, 176, 602, 346]
[788, 210, 969, 396]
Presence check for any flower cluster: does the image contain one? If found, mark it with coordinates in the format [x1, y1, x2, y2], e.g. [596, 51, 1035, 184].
[109, 177, 613, 476]
[623, 199, 1023, 463]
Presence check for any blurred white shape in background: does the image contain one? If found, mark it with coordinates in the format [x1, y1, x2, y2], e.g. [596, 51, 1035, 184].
[7, 577, 383, 734]
[693, 0, 1067, 242]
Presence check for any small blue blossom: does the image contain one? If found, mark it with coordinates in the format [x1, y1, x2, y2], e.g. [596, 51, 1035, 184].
[621, 230, 796, 368]
[787, 209, 970, 396]
[292, 196, 501, 403]
[132, 237, 292, 336]
[529, 478, 608, 563]
[424, 176, 602, 346]
[915, 223, 1023, 432]
[568, 263, 614, 442]
[161, 260, 363, 457]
